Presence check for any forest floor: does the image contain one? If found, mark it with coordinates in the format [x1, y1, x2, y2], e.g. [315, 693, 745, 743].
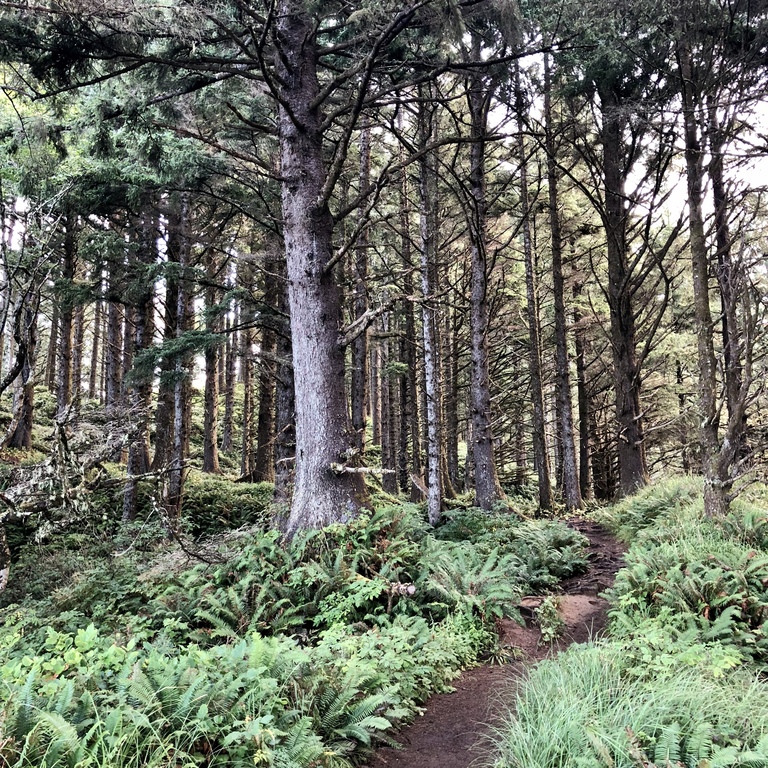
[365, 519, 625, 768]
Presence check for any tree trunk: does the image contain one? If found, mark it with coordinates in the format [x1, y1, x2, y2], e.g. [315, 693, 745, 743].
[600, 85, 648, 496]
[45, 302, 58, 393]
[4, 300, 38, 449]
[220, 311, 236, 453]
[88, 298, 102, 401]
[467, 66, 504, 510]
[708, 101, 746, 457]
[56, 215, 76, 417]
[70, 303, 84, 411]
[444, 308, 461, 493]
[418, 94, 443, 525]
[277, 1, 367, 535]
[516, 66, 554, 513]
[152, 218, 180, 472]
[253, 252, 279, 483]
[165, 193, 194, 526]
[679, 38, 730, 517]
[351, 121, 371, 454]
[545, 55, 582, 511]
[202, 250, 220, 474]
[274, 263, 296, 504]
[573, 282, 593, 500]
[122, 210, 157, 521]
[105, 271, 123, 412]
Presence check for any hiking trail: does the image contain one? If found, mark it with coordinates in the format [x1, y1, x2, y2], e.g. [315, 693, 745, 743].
[365, 519, 625, 768]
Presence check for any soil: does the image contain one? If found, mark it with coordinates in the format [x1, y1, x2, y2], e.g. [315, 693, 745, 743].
[364, 518, 625, 768]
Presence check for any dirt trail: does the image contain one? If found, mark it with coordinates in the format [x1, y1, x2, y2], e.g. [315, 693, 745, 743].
[365, 519, 625, 768]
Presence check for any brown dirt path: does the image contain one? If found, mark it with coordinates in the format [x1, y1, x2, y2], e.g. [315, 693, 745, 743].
[364, 519, 625, 768]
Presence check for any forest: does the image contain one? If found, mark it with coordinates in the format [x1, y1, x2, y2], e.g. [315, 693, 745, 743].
[0, 0, 767, 766]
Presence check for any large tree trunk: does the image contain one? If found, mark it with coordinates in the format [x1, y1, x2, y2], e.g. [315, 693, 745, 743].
[467, 66, 504, 510]
[600, 86, 648, 496]
[516, 67, 554, 513]
[545, 56, 582, 512]
[277, 2, 366, 535]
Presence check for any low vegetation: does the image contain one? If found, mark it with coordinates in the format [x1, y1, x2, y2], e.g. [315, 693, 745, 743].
[490, 477, 768, 768]
[0, 500, 588, 767]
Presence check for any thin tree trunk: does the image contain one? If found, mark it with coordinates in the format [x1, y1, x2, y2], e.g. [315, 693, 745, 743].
[71, 304, 84, 410]
[516, 65, 554, 512]
[418, 93, 442, 525]
[220, 311, 236, 453]
[56, 216, 76, 417]
[45, 302, 58, 393]
[4, 300, 38, 449]
[545, 55, 582, 511]
[165, 193, 194, 526]
[708, 101, 746, 455]
[152, 219, 180, 471]
[351, 121, 371, 454]
[105, 272, 123, 412]
[573, 283, 593, 501]
[253, 253, 279, 482]
[679, 38, 731, 517]
[467, 63, 504, 510]
[88, 298, 102, 401]
[123, 209, 157, 521]
[202, 250, 220, 474]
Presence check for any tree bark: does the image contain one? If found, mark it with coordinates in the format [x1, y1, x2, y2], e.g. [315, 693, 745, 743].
[276, 1, 367, 535]
[600, 85, 649, 496]
[545, 55, 582, 512]
[122, 209, 157, 521]
[679, 38, 730, 517]
[202, 249, 220, 474]
[274, 262, 295, 504]
[253, 251, 279, 483]
[55, 215, 77, 417]
[220, 310, 237, 453]
[467, 63, 504, 510]
[88, 298, 102, 401]
[4, 299, 38, 449]
[165, 193, 194, 526]
[351, 121, 371, 454]
[418, 93, 442, 525]
[517, 66, 554, 513]
[45, 302, 58, 393]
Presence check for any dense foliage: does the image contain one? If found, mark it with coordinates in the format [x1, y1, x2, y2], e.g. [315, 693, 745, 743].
[490, 477, 768, 768]
[0, 502, 587, 767]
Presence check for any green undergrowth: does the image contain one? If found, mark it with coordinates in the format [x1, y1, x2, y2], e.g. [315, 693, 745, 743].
[0, 501, 587, 768]
[489, 476, 768, 768]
